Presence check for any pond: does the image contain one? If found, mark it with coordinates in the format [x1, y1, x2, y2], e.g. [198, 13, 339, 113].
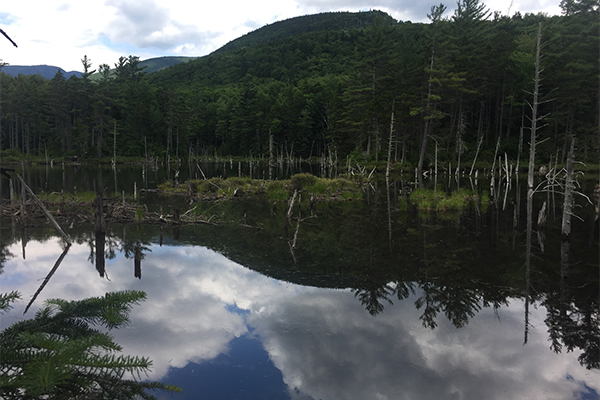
[0, 165, 599, 399]
[0, 160, 335, 199]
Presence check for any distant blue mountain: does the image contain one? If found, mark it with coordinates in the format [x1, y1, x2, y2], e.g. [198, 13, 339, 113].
[1, 65, 83, 79]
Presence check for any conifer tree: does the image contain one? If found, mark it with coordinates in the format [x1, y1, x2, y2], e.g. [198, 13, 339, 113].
[0, 291, 181, 400]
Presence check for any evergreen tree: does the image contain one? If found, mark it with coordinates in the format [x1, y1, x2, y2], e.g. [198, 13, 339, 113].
[0, 291, 181, 399]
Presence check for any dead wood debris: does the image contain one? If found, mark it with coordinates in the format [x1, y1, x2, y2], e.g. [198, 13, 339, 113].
[0, 199, 218, 226]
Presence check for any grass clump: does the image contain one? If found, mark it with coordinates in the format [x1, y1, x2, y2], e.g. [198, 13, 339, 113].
[291, 173, 318, 191]
[265, 180, 288, 201]
[306, 179, 328, 194]
[409, 188, 444, 211]
[410, 188, 482, 212]
[135, 207, 144, 222]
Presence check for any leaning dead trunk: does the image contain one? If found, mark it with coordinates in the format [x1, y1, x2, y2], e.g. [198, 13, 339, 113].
[16, 174, 70, 245]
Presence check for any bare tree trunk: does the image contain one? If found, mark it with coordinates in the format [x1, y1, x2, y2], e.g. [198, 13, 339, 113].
[417, 43, 436, 174]
[269, 131, 274, 180]
[469, 137, 483, 176]
[528, 23, 543, 193]
[516, 126, 524, 175]
[525, 23, 543, 344]
[112, 121, 117, 166]
[386, 100, 395, 180]
[561, 137, 575, 239]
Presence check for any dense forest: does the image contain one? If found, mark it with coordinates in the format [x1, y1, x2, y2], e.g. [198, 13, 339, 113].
[0, 0, 598, 170]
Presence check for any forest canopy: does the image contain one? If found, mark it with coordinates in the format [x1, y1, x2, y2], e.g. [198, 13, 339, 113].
[0, 2, 598, 168]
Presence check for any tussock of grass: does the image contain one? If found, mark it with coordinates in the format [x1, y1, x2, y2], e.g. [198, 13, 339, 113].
[410, 188, 484, 212]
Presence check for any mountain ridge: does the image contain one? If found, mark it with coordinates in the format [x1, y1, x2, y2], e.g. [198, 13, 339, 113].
[1, 11, 396, 80]
[212, 10, 398, 54]
[0, 56, 199, 80]
[1, 65, 83, 79]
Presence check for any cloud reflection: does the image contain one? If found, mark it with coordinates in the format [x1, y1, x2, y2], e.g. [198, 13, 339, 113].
[1, 238, 598, 399]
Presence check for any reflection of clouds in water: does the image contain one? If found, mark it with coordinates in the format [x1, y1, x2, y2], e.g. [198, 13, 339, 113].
[251, 292, 439, 400]
[3, 239, 599, 399]
[2, 239, 293, 380]
[251, 292, 599, 400]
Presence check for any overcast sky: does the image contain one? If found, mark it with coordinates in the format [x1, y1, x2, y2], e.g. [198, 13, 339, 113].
[1, 0, 561, 72]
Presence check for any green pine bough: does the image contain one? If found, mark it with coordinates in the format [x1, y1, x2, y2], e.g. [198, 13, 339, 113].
[0, 290, 181, 399]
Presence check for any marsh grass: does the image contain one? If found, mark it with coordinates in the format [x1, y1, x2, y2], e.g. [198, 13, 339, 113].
[410, 188, 484, 212]
[265, 181, 288, 201]
[409, 188, 445, 211]
[159, 173, 364, 202]
[135, 207, 144, 222]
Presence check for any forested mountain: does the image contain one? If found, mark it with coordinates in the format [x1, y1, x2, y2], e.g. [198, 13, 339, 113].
[0, 2, 598, 168]
[1, 65, 82, 80]
[136, 56, 197, 74]
[213, 10, 398, 53]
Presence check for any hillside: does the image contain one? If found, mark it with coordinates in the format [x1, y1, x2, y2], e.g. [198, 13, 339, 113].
[149, 10, 404, 89]
[138, 56, 197, 74]
[214, 10, 398, 53]
[87, 56, 197, 81]
[1, 65, 82, 79]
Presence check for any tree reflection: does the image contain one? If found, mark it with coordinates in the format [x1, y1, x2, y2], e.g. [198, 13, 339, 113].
[122, 236, 151, 279]
[352, 284, 394, 316]
[96, 229, 106, 277]
[543, 238, 599, 370]
[414, 280, 442, 329]
[87, 231, 120, 278]
[0, 244, 13, 273]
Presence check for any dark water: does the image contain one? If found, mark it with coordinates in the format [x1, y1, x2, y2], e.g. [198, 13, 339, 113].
[0, 167, 599, 400]
[0, 160, 335, 199]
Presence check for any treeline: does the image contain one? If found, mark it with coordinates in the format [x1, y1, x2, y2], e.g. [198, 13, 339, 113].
[0, 1, 598, 168]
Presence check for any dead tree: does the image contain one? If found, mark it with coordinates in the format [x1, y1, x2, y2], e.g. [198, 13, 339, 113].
[524, 23, 543, 344]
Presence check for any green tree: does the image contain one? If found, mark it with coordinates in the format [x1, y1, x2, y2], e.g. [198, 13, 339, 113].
[336, 17, 397, 159]
[417, 3, 447, 174]
[0, 291, 180, 399]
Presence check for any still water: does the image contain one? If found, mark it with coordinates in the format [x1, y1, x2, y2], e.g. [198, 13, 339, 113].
[0, 165, 599, 399]
[0, 160, 330, 199]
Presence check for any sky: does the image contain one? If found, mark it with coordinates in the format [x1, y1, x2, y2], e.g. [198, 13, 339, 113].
[1, 0, 562, 73]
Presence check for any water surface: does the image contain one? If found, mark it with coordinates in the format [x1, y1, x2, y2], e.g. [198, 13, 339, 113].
[0, 170, 598, 400]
